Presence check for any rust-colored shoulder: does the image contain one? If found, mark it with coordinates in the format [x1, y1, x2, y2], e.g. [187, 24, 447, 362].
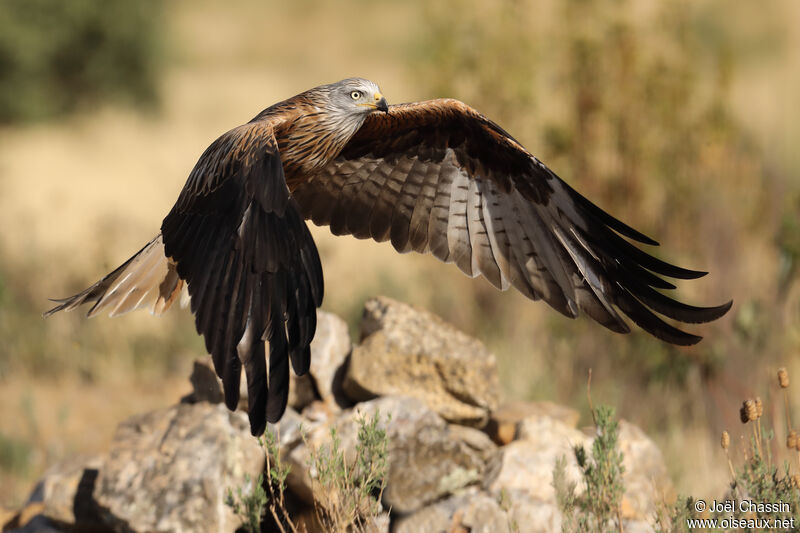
[355, 99, 527, 152]
[338, 98, 536, 186]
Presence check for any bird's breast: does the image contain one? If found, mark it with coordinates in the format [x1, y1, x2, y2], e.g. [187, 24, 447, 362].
[277, 113, 364, 191]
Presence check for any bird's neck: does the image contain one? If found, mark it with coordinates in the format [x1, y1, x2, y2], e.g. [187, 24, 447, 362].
[276, 105, 366, 190]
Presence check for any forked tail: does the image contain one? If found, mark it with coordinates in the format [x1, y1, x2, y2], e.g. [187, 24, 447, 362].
[44, 234, 184, 318]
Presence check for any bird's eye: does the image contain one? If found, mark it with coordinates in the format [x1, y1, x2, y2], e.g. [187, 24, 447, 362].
[350, 91, 362, 100]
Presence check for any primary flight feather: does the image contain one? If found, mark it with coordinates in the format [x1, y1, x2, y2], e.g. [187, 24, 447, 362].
[45, 78, 732, 435]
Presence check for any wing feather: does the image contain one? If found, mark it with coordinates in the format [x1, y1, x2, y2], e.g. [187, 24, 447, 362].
[292, 98, 730, 343]
[447, 168, 475, 276]
[161, 121, 323, 434]
[480, 178, 512, 291]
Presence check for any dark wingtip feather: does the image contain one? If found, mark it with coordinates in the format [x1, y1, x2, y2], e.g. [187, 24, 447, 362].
[290, 344, 311, 376]
[223, 366, 241, 412]
[565, 181, 660, 246]
[622, 276, 733, 324]
[614, 288, 705, 346]
[245, 342, 268, 436]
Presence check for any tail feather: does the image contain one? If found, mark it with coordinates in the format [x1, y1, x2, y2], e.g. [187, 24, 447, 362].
[44, 233, 184, 318]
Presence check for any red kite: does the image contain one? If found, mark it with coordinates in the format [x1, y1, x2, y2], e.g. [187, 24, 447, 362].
[46, 78, 731, 434]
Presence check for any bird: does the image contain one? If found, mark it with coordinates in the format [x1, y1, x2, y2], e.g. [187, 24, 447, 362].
[45, 77, 732, 435]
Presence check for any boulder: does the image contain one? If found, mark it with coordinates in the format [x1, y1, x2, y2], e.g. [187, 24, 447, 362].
[287, 395, 494, 514]
[306, 310, 352, 412]
[26, 454, 105, 529]
[488, 412, 674, 528]
[343, 297, 499, 427]
[617, 420, 675, 521]
[486, 400, 580, 445]
[489, 414, 590, 503]
[393, 488, 511, 533]
[93, 402, 264, 533]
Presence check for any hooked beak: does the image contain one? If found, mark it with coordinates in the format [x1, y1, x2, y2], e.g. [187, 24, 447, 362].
[374, 93, 389, 113]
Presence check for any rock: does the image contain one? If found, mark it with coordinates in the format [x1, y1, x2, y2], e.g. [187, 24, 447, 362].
[393, 488, 511, 533]
[502, 491, 563, 533]
[3, 512, 70, 533]
[486, 401, 580, 445]
[488, 413, 674, 528]
[186, 355, 226, 405]
[489, 414, 590, 503]
[343, 297, 499, 427]
[368, 511, 391, 533]
[617, 420, 674, 521]
[287, 395, 492, 514]
[307, 310, 352, 411]
[93, 402, 264, 533]
[623, 520, 658, 533]
[26, 454, 105, 528]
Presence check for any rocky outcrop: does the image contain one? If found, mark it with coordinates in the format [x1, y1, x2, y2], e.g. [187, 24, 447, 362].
[344, 297, 499, 427]
[286, 395, 498, 513]
[8, 299, 674, 533]
[94, 403, 265, 533]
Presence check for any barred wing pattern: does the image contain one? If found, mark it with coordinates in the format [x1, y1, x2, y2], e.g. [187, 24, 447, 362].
[161, 122, 323, 435]
[292, 100, 731, 345]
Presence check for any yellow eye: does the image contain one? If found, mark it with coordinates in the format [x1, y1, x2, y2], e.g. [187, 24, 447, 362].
[350, 91, 362, 100]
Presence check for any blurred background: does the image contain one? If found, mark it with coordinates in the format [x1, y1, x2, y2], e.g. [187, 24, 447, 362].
[0, 0, 798, 508]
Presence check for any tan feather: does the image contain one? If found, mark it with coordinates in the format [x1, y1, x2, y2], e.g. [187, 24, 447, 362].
[45, 234, 183, 319]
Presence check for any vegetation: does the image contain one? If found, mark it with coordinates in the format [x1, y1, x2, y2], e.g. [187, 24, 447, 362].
[555, 380, 625, 533]
[0, 0, 164, 123]
[226, 412, 389, 533]
[556, 373, 800, 532]
[306, 412, 389, 533]
[225, 473, 268, 533]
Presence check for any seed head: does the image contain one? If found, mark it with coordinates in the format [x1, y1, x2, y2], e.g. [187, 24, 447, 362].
[740, 404, 750, 424]
[721, 431, 730, 450]
[755, 397, 763, 419]
[788, 430, 797, 450]
[778, 368, 790, 388]
[744, 399, 758, 422]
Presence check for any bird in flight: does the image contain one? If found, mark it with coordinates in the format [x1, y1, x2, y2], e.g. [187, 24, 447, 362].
[46, 78, 731, 435]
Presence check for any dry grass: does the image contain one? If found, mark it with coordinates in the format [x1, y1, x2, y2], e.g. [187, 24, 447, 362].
[1, 0, 799, 511]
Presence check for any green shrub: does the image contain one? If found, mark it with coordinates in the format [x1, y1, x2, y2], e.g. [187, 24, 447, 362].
[555, 405, 625, 533]
[0, 0, 165, 124]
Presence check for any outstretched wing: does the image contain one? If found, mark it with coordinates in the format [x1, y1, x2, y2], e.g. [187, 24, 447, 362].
[162, 121, 323, 435]
[292, 99, 730, 345]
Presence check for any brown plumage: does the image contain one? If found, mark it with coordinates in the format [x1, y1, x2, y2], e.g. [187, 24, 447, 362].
[46, 78, 732, 435]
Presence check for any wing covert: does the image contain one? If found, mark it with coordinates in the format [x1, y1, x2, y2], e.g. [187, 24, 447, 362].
[292, 99, 730, 344]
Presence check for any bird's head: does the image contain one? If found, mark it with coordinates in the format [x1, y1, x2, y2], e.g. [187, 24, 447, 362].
[326, 78, 389, 115]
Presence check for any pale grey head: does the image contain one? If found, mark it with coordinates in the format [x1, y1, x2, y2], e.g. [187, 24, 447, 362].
[313, 77, 389, 117]
[280, 78, 390, 174]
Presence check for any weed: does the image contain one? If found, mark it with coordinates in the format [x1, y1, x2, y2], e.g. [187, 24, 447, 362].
[307, 410, 390, 533]
[226, 427, 300, 533]
[554, 405, 625, 533]
[225, 473, 268, 533]
[654, 367, 800, 532]
[226, 412, 389, 532]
